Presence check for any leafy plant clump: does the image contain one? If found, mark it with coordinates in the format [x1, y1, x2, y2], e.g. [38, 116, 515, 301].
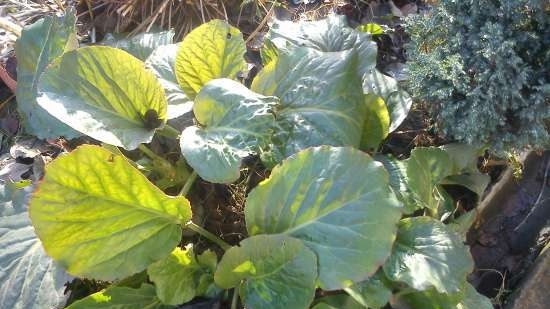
[4, 9, 492, 309]
[406, 0, 550, 152]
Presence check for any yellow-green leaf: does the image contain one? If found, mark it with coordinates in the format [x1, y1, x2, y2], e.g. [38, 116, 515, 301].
[29, 145, 191, 280]
[36, 46, 167, 150]
[361, 94, 390, 151]
[175, 20, 246, 98]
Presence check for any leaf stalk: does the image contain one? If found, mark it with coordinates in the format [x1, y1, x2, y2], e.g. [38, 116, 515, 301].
[185, 221, 231, 251]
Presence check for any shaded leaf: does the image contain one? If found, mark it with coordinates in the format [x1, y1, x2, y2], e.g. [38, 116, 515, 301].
[442, 173, 490, 197]
[252, 46, 365, 163]
[345, 272, 392, 308]
[175, 20, 246, 99]
[246, 146, 402, 290]
[66, 284, 173, 309]
[313, 295, 364, 309]
[37, 46, 167, 150]
[146, 43, 193, 119]
[180, 78, 278, 183]
[147, 246, 217, 305]
[0, 182, 71, 309]
[29, 145, 191, 280]
[215, 234, 317, 309]
[457, 283, 493, 309]
[15, 10, 80, 139]
[398, 287, 463, 309]
[383, 217, 473, 294]
[99, 30, 174, 60]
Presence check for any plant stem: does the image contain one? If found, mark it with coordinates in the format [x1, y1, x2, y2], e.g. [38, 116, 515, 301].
[157, 124, 180, 139]
[185, 222, 231, 251]
[231, 284, 240, 309]
[179, 171, 198, 196]
[138, 144, 173, 168]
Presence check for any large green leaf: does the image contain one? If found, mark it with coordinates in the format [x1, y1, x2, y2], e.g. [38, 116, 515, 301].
[215, 234, 317, 309]
[66, 284, 173, 309]
[313, 295, 364, 309]
[99, 30, 174, 60]
[145, 43, 192, 119]
[345, 272, 392, 309]
[398, 288, 463, 309]
[0, 182, 72, 309]
[252, 46, 366, 163]
[36, 46, 168, 150]
[383, 217, 473, 294]
[29, 145, 191, 280]
[246, 146, 403, 290]
[264, 15, 377, 77]
[147, 246, 217, 305]
[175, 20, 246, 99]
[180, 78, 278, 183]
[15, 10, 80, 139]
[406, 147, 452, 210]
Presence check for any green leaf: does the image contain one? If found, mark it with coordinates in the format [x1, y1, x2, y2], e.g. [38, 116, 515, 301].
[29, 145, 191, 280]
[383, 217, 474, 294]
[362, 69, 412, 132]
[246, 146, 402, 290]
[439, 144, 482, 174]
[146, 44, 193, 119]
[265, 15, 377, 77]
[357, 23, 384, 35]
[252, 46, 366, 163]
[345, 272, 392, 308]
[36, 46, 168, 150]
[442, 173, 490, 197]
[361, 94, 390, 151]
[99, 30, 174, 60]
[407, 147, 452, 210]
[15, 10, 80, 139]
[375, 154, 411, 204]
[147, 246, 217, 305]
[175, 20, 246, 99]
[66, 283, 174, 309]
[457, 283, 493, 309]
[215, 235, 317, 309]
[180, 78, 278, 183]
[398, 288, 463, 309]
[0, 182, 72, 309]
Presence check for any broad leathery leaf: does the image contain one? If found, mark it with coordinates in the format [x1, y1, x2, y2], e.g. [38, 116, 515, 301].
[215, 235, 317, 309]
[180, 78, 278, 183]
[145, 44, 192, 119]
[147, 246, 217, 305]
[363, 69, 412, 132]
[66, 283, 173, 309]
[175, 20, 246, 99]
[383, 217, 473, 294]
[29, 145, 191, 280]
[15, 10, 80, 139]
[442, 173, 490, 197]
[345, 272, 391, 309]
[374, 154, 414, 213]
[398, 288, 463, 309]
[439, 143, 483, 174]
[246, 146, 403, 290]
[37, 46, 167, 150]
[457, 283, 493, 309]
[99, 29, 174, 60]
[0, 182, 72, 309]
[406, 147, 452, 210]
[361, 94, 390, 151]
[252, 46, 366, 164]
[265, 14, 377, 77]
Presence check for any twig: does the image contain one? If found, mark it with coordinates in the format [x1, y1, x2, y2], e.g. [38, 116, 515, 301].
[0, 17, 22, 37]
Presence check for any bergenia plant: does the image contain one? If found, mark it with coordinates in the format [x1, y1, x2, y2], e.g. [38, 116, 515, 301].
[0, 9, 492, 309]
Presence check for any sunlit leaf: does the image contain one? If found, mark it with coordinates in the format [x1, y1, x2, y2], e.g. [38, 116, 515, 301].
[66, 284, 173, 309]
[29, 145, 191, 280]
[246, 146, 402, 290]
